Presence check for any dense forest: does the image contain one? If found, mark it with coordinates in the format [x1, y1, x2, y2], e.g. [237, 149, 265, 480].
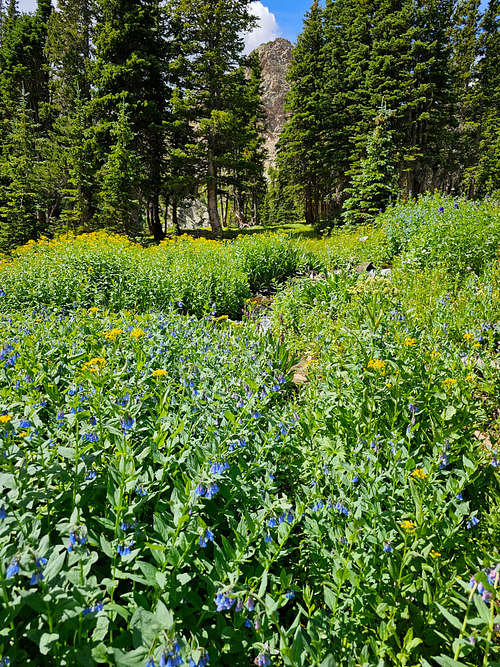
[0, 0, 499, 247]
[273, 0, 500, 227]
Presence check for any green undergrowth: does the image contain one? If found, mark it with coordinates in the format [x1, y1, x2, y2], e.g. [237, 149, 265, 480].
[0, 194, 498, 665]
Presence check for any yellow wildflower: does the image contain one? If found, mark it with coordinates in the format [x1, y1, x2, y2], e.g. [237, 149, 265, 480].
[103, 328, 123, 341]
[430, 550, 441, 559]
[431, 348, 441, 359]
[411, 468, 428, 480]
[400, 520, 416, 535]
[367, 359, 386, 371]
[213, 315, 229, 323]
[0, 414, 12, 424]
[82, 357, 106, 373]
[151, 369, 168, 377]
[474, 342, 480, 348]
[385, 383, 392, 389]
[465, 374, 475, 383]
[130, 329, 146, 339]
[403, 337, 417, 347]
[88, 307, 99, 315]
[442, 378, 457, 388]
[463, 333, 474, 342]
[18, 431, 28, 438]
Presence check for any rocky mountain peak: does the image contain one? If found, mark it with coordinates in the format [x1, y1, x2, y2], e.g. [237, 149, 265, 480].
[253, 38, 293, 166]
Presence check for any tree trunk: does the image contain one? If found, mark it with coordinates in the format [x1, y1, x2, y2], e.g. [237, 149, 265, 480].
[234, 190, 247, 228]
[207, 150, 222, 236]
[172, 199, 180, 235]
[149, 191, 165, 242]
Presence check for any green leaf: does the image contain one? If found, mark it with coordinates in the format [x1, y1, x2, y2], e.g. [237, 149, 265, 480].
[39, 632, 59, 655]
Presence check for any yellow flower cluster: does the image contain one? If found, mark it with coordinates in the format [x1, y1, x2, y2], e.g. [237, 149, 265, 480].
[88, 307, 99, 315]
[430, 550, 441, 559]
[130, 329, 146, 339]
[0, 414, 12, 424]
[463, 333, 474, 342]
[151, 369, 168, 377]
[442, 378, 457, 388]
[212, 315, 229, 323]
[411, 468, 428, 480]
[103, 328, 123, 341]
[82, 357, 106, 374]
[367, 359, 386, 371]
[403, 337, 417, 347]
[400, 520, 416, 535]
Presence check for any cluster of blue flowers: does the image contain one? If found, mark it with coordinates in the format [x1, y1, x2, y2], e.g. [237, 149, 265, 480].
[198, 529, 214, 548]
[68, 529, 87, 552]
[82, 601, 104, 615]
[117, 539, 134, 556]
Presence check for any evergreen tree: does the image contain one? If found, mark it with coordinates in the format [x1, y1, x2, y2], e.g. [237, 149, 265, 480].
[342, 104, 398, 225]
[474, 0, 500, 194]
[58, 93, 96, 230]
[45, 0, 94, 112]
[92, 0, 168, 240]
[0, 0, 52, 129]
[451, 0, 482, 193]
[173, 0, 256, 235]
[96, 102, 142, 235]
[0, 92, 45, 250]
[277, 0, 327, 226]
[223, 54, 267, 228]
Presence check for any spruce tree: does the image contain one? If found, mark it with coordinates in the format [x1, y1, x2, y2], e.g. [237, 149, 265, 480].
[342, 104, 398, 225]
[172, 0, 256, 235]
[277, 0, 327, 226]
[474, 0, 500, 194]
[0, 92, 44, 250]
[451, 0, 482, 193]
[96, 102, 142, 235]
[45, 0, 94, 112]
[92, 0, 168, 240]
[0, 0, 52, 129]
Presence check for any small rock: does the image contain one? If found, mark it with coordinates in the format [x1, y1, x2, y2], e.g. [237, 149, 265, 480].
[354, 261, 375, 274]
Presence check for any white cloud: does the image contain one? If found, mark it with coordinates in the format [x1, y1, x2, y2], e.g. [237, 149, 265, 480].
[244, 2, 280, 54]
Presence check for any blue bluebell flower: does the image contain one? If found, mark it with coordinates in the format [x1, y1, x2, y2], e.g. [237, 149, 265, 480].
[121, 418, 134, 432]
[383, 543, 393, 553]
[215, 591, 236, 611]
[82, 433, 99, 443]
[438, 206, 444, 213]
[0, 505, 6, 520]
[264, 534, 272, 543]
[268, 517, 278, 528]
[466, 516, 479, 529]
[244, 618, 252, 628]
[6, 558, 19, 578]
[199, 529, 214, 548]
[30, 570, 44, 586]
[209, 459, 229, 475]
[19, 419, 31, 428]
[255, 653, 270, 666]
[205, 484, 219, 499]
[136, 486, 147, 497]
[285, 590, 295, 599]
[456, 493, 464, 501]
[85, 470, 97, 480]
[312, 501, 324, 512]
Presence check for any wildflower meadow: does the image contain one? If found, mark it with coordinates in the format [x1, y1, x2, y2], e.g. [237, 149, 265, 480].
[0, 195, 498, 665]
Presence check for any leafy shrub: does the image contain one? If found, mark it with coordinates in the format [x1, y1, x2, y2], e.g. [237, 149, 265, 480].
[382, 194, 500, 275]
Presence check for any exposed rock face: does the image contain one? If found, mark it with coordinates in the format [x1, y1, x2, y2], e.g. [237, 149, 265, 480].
[253, 38, 293, 166]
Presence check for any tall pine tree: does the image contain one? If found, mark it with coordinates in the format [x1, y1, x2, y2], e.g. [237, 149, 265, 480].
[172, 0, 256, 235]
[92, 0, 169, 240]
[474, 0, 500, 194]
[277, 0, 328, 226]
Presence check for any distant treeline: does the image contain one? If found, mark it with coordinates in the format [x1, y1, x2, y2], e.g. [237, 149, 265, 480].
[270, 0, 500, 228]
[0, 0, 267, 248]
